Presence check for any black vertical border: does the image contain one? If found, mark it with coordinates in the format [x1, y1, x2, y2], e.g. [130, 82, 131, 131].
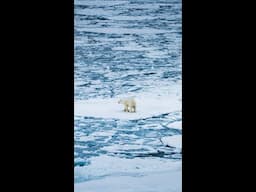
[183, 0, 205, 191]
[6, 0, 76, 191]
[182, 0, 227, 191]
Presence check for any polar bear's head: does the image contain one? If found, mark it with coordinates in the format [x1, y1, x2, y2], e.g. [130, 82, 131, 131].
[118, 99, 123, 104]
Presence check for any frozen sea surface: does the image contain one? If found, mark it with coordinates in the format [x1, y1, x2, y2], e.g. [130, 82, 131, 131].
[75, 0, 182, 191]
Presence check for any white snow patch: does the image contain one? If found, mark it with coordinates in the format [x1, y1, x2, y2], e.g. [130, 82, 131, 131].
[75, 82, 181, 120]
[75, 94, 180, 120]
[75, 155, 181, 192]
[75, 155, 181, 179]
[76, 135, 95, 142]
[166, 121, 182, 130]
[145, 50, 169, 58]
[91, 130, 116, 137]
[161, 135, 182, 149]
[75, 170, 181, 192]
[75, 145, 88, 149]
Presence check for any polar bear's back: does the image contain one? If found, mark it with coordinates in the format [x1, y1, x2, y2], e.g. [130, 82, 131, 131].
[119, 97, 136, 107]
[122, 97, 135, 104]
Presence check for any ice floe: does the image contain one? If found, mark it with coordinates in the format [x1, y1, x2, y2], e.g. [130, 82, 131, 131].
[75, 154, 181, 192]
[165, 121, 182, 130]
[161, 135, 182, 149]
[75, 170, 181, 192]
[75, 94, 180, 120]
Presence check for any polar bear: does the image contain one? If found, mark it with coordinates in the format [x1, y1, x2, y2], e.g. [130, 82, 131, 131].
[118, 97, 136, 113]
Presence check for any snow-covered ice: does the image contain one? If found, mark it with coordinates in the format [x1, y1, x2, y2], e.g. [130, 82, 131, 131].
[75, 94, 180, 120]
[75, 154, 181, 182]
[75, 170, 181, 192]
[166, 121, 182, 130]
[161, 135, 182, 149]
[75, 156, 181, 192]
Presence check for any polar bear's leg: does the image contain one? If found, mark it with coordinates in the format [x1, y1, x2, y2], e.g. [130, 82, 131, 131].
[130, 105, 135, 113]
[127, 105, 131, 112]
[124, 104, 129, 112]
[133, 105, 136, 113]
[129, 104, 134, 112]
[129, 106, 132, 113]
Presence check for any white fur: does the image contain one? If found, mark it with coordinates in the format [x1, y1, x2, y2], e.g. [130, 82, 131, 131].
[118, 97, 136, 113]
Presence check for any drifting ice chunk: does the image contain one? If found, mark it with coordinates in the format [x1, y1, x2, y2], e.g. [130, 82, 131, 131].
[161, 135, 182, 149]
